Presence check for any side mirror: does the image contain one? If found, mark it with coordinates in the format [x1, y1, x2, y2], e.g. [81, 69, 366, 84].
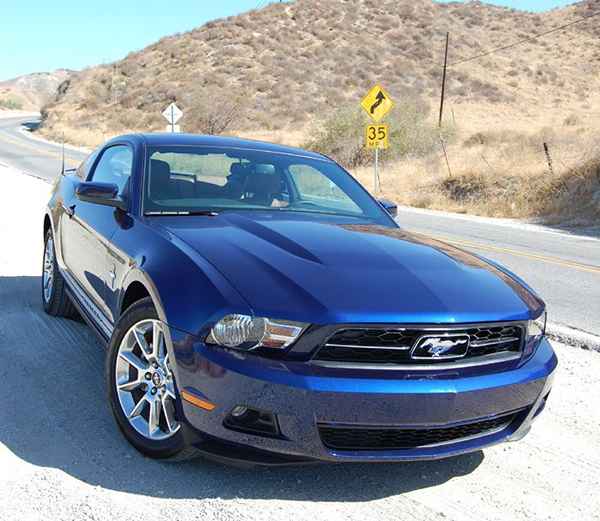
[76, 182, 127, 210]
[378, 198, 398, 218]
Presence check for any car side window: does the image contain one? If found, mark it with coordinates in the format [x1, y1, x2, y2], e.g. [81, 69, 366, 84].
[90, 145, 133, 195]
[76, 149, 100, 180]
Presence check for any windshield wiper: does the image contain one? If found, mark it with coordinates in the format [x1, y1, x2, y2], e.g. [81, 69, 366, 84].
[144, 210, 219, 216]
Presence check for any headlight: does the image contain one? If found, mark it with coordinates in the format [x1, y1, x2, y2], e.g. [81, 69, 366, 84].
[527, 311, 547, 343]
[205, 314, 307, 351]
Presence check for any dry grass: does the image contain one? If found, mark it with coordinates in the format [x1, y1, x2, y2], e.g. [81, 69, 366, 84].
[352, 107, 600, 223]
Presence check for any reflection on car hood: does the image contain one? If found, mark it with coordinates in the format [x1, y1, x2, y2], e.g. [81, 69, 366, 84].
[151, 212, 544, 324]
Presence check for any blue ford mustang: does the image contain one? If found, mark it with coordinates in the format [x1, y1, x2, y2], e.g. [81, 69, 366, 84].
[42, 133, 556, 464]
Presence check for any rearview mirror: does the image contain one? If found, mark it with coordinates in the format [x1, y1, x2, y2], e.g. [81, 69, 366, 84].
[378, 198, 398, 218]
[76, 182, 127, 210]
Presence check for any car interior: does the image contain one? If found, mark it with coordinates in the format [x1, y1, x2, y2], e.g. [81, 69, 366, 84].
[147, 158, 289, 209]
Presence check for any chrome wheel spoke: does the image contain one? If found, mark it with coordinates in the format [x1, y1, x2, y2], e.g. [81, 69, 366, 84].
[161, 394, 177, 433]
[127, 395, 147, 419]
[152, 321, 163, 360]
[119, 351, 147, 373]
[148, 397, 161, 436]
[118, 377, 145, 392]
[133, 326, 151, 359]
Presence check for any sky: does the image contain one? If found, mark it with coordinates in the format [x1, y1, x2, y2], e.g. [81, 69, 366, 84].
[0, 0, 579, 81]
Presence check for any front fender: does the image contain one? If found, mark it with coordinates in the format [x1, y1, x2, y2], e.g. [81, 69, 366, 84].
[115, 220, 252, 338]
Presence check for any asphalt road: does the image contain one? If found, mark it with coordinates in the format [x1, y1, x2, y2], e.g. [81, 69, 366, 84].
[0, 116, 86, 180]
[1, 115, 598, 334]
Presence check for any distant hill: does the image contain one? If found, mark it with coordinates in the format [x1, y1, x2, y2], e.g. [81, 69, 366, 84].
[0, 70, 72, 111]
[39, 0, 600, 143]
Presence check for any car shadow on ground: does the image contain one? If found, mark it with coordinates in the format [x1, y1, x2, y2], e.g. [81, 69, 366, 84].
[0, 275, 484, 502]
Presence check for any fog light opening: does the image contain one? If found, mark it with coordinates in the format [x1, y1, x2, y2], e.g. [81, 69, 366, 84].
[230, 405, 249, 418]
[224, 406, 281, 437]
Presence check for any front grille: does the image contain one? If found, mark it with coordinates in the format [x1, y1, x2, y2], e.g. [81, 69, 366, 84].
[313, 324, 523, 366]
[319, 412, 516, 451]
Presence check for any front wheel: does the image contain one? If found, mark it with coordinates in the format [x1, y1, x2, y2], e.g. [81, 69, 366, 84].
[106, 297, 194, 459]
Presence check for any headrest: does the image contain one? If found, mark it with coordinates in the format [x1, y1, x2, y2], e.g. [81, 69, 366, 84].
[149, 159, 172, 199]
[229, 162, 247, 176]
[151, 159, 171, 181]
[244, 173, 280, 196]
[253, 163, 275, 175]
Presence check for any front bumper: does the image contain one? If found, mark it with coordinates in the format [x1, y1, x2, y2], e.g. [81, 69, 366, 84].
[171, 331, 557, 464]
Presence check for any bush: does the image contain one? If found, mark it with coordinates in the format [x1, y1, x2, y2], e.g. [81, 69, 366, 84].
[181, 88, 249, 135]
[441, 174, 488, 202]
[303, 97, 450, 168]
[303, 107, 369, 167]
[0, 97, 23, 110]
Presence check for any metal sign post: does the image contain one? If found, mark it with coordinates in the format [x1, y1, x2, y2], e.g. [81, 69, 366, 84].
[375, 147, 380, 194]
[365, 123, 388, 193]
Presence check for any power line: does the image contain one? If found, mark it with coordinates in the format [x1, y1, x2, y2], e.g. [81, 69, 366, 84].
[448, 9, 600, 68]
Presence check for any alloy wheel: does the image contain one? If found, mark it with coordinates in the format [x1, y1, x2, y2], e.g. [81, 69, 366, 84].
[42, 237, 55, 303]
[115, 319, 180, 440]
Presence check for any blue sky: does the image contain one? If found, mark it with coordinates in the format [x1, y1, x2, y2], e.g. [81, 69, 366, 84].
[0, 0, 578, 81]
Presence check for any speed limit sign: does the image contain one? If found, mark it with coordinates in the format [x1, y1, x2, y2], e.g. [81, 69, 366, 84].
[365, 124, 389, 149]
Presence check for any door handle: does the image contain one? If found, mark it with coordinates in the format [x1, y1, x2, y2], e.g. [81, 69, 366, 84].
[63, 204, 76, 218]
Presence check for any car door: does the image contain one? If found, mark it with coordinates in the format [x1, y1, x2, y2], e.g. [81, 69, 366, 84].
[60, 144, 133, 321]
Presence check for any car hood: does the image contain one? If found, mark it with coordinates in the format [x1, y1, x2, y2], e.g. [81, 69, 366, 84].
[151, 212, 544, 325]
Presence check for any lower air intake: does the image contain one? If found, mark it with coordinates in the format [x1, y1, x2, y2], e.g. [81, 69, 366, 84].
[318, 412, 517, 451]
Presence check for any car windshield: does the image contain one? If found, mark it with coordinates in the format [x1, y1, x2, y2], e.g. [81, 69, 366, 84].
[143, 145, 392, 224]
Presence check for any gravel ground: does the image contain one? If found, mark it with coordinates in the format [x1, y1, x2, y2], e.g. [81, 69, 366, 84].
[1, 166, 599, 521]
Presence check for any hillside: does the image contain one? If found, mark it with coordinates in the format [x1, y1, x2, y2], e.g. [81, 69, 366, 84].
[0, 70, 71, 111]
[39, 0, 600, 223]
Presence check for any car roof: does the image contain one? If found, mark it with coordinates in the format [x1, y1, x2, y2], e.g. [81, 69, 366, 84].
[109, 133, 330, 161]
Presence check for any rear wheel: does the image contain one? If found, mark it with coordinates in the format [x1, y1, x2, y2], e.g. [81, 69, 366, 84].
[42, 229, 77, 317]
[106, 298, 195, 459]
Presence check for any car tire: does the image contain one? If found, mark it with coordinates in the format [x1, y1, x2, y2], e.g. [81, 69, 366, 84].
[42, 228, 77, 318]
[106, 297, 197, 460]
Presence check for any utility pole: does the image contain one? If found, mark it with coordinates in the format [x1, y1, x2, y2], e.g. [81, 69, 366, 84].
[438, 32, 449, 128]
[111, 64, 118, 104]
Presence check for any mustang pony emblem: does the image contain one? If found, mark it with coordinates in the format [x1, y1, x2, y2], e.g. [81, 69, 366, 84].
[411, 335, 470, 360]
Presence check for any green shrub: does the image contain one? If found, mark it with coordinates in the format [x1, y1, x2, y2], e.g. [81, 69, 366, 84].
[0, 97, 23, 110]
[303, 98, 453, 168]
[303, 107, 369, 167]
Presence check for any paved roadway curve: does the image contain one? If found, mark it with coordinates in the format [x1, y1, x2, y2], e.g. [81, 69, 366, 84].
[0, 116, 86, 180]
[1, 115, 598, 334]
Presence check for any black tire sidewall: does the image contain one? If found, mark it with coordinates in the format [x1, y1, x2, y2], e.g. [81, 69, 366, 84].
[42, 229, 55, 312]
[42, 229, 65, 315]
[106, 297, 186, 459]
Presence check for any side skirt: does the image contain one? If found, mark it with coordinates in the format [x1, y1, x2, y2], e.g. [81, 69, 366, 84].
[61, 268, 114, 346]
